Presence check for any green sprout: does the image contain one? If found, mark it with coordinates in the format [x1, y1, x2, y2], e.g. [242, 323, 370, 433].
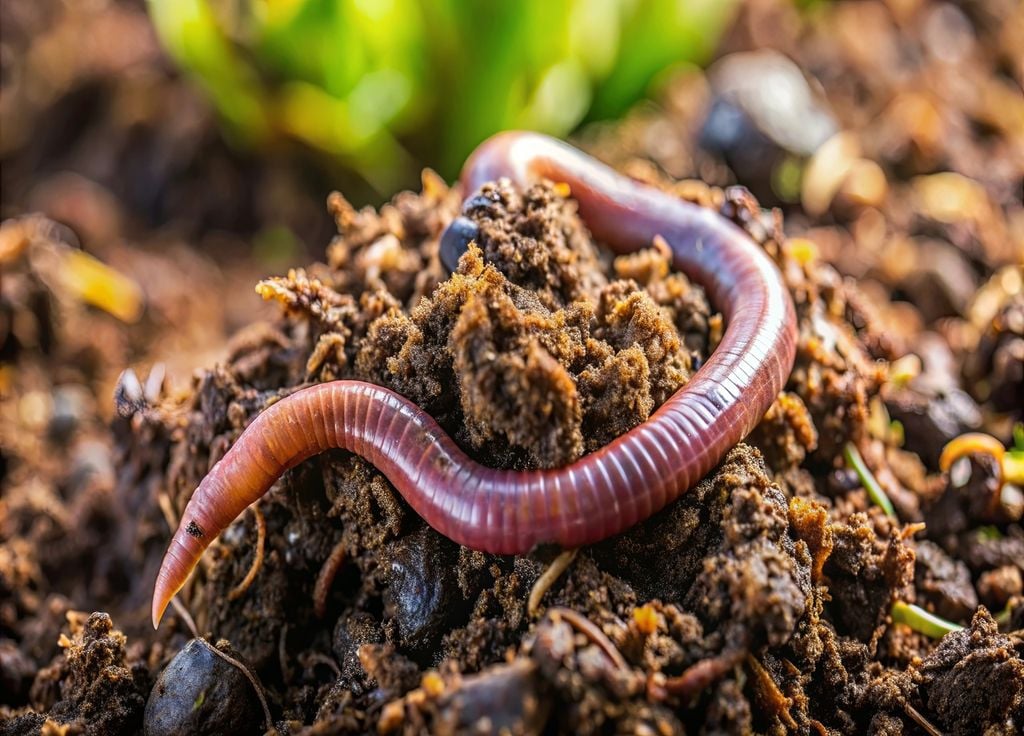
[891, 601, 963, 639]
[146, 0, 741, 191]
[976, 525, 1003, 542]
[994, 600, 1015, 627]
[1006, 423, 1024, 484]
[889, 419, 905, 448]
[844, 442, 896, 518]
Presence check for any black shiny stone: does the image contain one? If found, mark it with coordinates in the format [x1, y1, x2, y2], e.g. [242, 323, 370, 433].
[440, 216, 480, 274]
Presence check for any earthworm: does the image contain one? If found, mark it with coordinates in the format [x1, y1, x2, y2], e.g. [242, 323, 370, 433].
[649, 649, 744, 702]
[313, 539, 347, 619]
[227, 505, 266, 601]
[940, 432, 1006, 485]
[152, 131, 798, 628]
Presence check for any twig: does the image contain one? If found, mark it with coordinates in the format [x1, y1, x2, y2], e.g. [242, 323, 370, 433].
[528, 548, 578, 618]
[278, 624, 290, 682]
[547, 607, 628, 672]
[157, 492, 178, 534]
[904, 702, 944, 736]
[228, 505, 266, 601]
[313, 539, 347, 619]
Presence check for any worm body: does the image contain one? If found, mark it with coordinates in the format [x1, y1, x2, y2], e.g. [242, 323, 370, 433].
[152, 132, 797, 628]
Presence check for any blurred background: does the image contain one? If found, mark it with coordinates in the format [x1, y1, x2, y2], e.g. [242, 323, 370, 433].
[1, 0, 740, 262]
[2, 0, 1021, 410]
[3, 0, 1021, 263]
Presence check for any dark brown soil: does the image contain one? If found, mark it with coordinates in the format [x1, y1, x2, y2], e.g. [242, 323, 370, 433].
[2, 1, 1023, 735]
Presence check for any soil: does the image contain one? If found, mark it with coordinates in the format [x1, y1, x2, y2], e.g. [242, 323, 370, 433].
[2, 1, 1023, 735]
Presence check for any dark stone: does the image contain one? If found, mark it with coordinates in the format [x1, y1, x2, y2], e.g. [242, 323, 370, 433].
[332, 612, 383, 684]
[700, 50, 836, 200]
[439, 216, 480, 274]
[886, 385, 982, 469]
[384, 528, 463, 656]
[0, 639, 36, 705]
[144, 639, 263, 736]
[437, 660, 548, 735]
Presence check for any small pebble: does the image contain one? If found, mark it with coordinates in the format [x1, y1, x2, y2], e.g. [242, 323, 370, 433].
[0, 639, 36, 705]
[700, 50, 836, 198]
[384, 528, 462, 655]
[332, 612, 383, 682]
[439, 216, 480, 274]
[47, 384, 90, 442]
[886, 386, 982, 468]
[144, 638, 263, 736]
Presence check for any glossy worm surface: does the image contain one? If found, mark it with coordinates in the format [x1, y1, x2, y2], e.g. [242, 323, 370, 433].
[152, 132, 798, 628]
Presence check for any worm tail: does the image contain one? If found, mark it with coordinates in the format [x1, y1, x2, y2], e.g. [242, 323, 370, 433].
[151, 382, 453, 628]
[152, 396, 292, 627]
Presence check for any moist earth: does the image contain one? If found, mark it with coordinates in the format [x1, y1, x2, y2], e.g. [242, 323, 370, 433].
[2, 1, 1023, 735]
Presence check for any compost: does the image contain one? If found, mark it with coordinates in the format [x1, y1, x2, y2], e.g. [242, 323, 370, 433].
[1, 1, 1022, 734]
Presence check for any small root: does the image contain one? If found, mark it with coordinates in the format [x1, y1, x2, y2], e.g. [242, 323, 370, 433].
[228, 505, 266, 602]
[747, 654, 797, 730]
[547, 606, 628, 672]
[278, 624, 290, 682]
[204, 639, 275, 735]
[528, 548, 578, 618]
[299, 651, 342, 678]
[169, 596, 199, 640]
[313, 538, 347, 619]
[904, 702, 944, 736]
[649, 649, 744, 702]
[157, 492, 178, 534]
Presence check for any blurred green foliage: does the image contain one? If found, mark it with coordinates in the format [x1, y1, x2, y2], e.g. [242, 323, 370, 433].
[148, 0, 738, 192]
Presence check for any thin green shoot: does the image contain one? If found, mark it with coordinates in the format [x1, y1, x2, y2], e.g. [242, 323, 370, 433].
[1006, 424, 1024, 484]
[844, 442, 896, 518]
[891, 601, 963, 639]
[976, 525, 1003, 541]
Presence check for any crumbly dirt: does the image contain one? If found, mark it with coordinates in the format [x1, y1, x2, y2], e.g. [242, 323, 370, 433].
[2, 1, 1023, 735]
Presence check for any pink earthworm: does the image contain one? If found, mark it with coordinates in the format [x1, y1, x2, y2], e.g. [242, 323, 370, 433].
[151, 132, 797, 628]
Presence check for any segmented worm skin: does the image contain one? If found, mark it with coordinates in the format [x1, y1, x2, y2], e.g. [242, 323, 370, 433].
[151, 131, 797, 628]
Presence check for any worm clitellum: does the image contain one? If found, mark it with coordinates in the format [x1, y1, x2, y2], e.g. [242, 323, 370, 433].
[151, 132, 798, 628]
